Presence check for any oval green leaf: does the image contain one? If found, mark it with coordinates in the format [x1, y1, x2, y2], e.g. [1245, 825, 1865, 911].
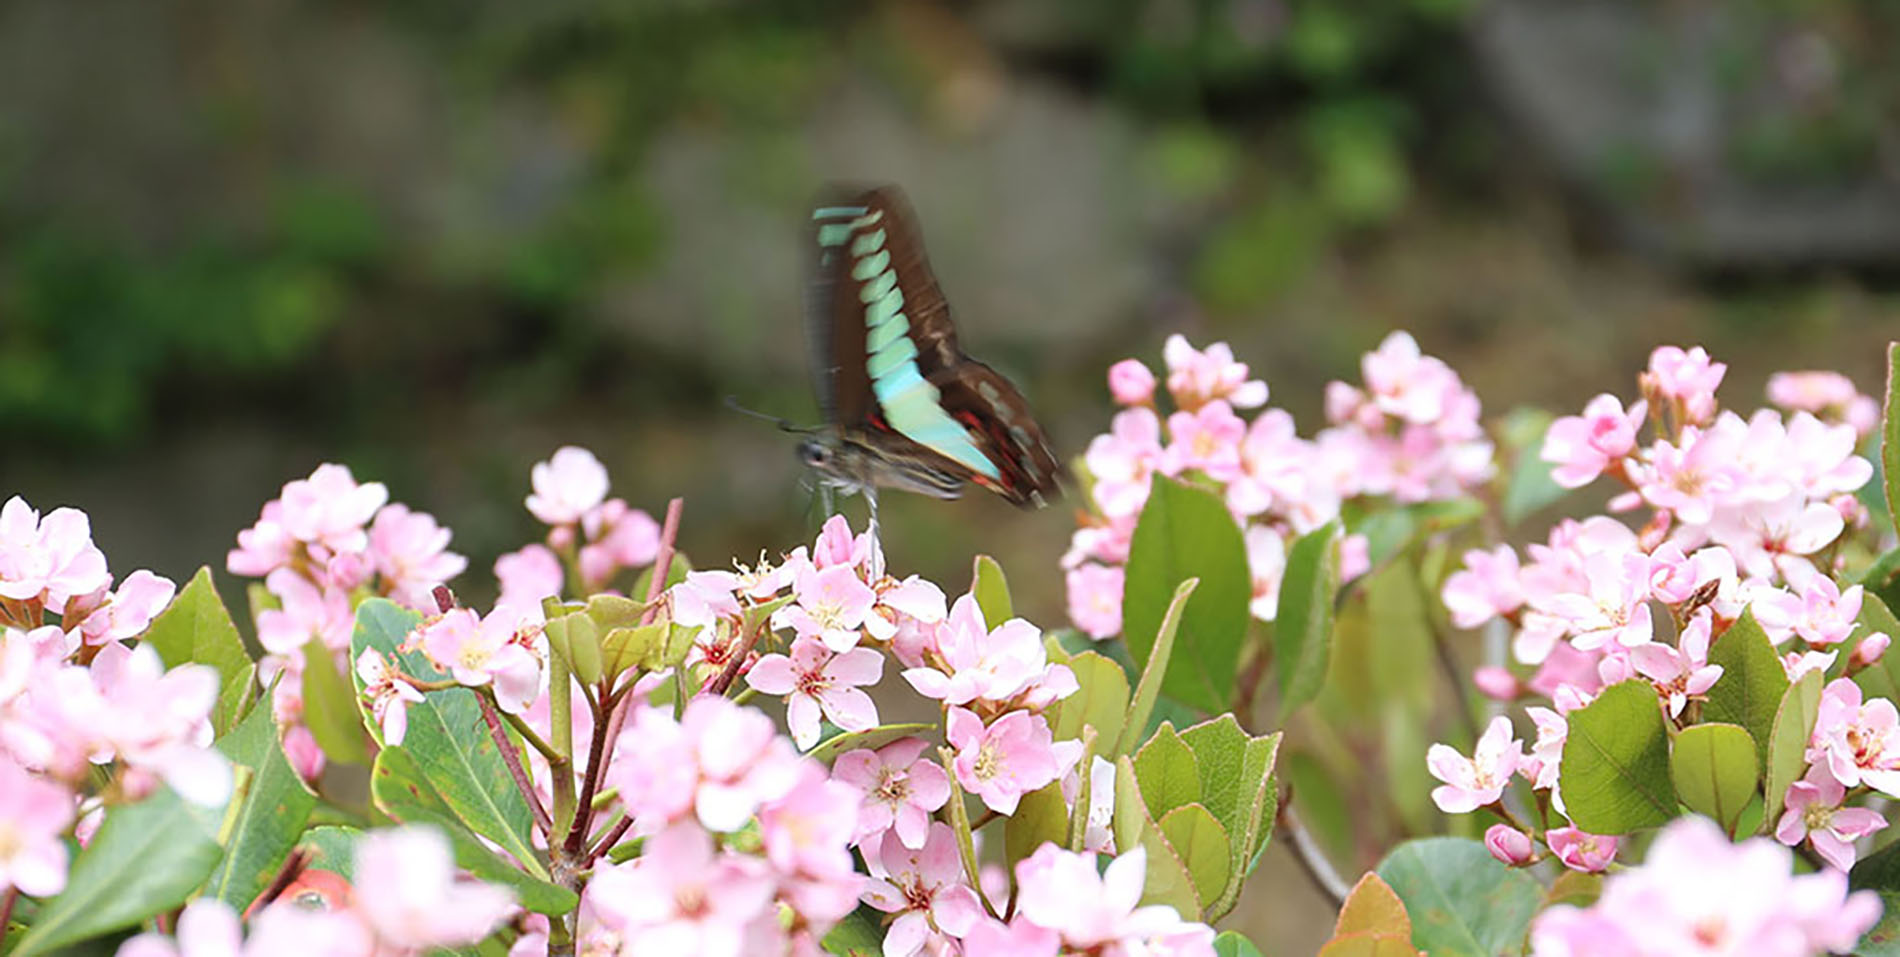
[972, 554, 1013, 628]
[1158, 804, 1231, 912]
[1669, 722, 1758, 835]
[1052, 651, 1130, 755]
[1558, 680, 1677, 834]
[1703, 607, 1788, 767]
[11, 786, 227, 956]
[143, 566, 257, 735]
[1375, 837, 1542, 957]
[1118, 579, 1199, 757]
[1764, 669, 1826, 834]
[1276, 521, 1341, 717]
[204, 698, 318, 910]
[1122, 477, 1252, 713]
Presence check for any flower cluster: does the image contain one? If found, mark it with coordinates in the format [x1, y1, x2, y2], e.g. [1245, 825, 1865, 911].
[1437, 344, 1896, 880]
[1529, 816, 1878, 956]
[1066, 332, 1492, 637]
[0, 495, 228, 907]
[226, 464, 466, 777]
[116, 826, 518, 957]
[499, 446, 662, 607]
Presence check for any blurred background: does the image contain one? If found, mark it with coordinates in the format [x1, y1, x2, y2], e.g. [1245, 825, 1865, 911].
[3, 0, 1899, 948]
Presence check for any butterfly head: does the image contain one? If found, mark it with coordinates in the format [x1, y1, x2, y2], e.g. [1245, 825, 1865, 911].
[797, 430, 966, 501]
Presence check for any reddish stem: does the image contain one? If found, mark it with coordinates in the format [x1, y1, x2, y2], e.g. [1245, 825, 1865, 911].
[478, 689, 553, 836]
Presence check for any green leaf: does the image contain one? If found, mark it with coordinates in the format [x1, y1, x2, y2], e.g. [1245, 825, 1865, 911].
[1703, 608, 1789, 767]
[1862, 547, 1900, 619]
[142, 566, 257, 735]
[1276, 521, 1342, 717]
[1212, 931, 1266, 957]
[1852, 834, 1900, 956]
[1134, 723, 1202, 818]
[1157, 804, 1231, 912]
[1559, 680, 1677, 833]
[940, 748, 988, 917]
[1119, 579, 1199, 756]
[1669, 723, 1758, 835]
[302, 637, 368, 765]
[204, 697, 318, 910]
[807, 723, 936, 764]
[1178, 714, 1280, 918]
[1375, 838, 1542, 957]
[1122, 477, 1252, 712]
[1855, 591, 1900, 704]
[1883, 341, 1900, 543]
[972, 554, 1013, 628]
[11, 787, 227, 956]
[1764, 670, 1826, 834]
[1004, 781, 1070, 874]
[295, 825, 364, 880]
[819, 905, 887, 956]
[1052, 651, 1130, 756]
[350, 600, 540, 881]
[370, 745, 576, 915]
[1498, 407, 1573, 526]
[1111, 756, 1203, 919]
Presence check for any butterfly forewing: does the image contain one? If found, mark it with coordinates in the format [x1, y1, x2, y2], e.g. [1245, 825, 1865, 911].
[805, 185, 1063, 508]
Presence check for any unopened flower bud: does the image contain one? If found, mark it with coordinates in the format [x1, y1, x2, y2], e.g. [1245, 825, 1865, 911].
[1107, 359, 1156, 406]
[1472, 666, 1521, 701]
[1857, 632, 1891, 668]
[1486, 825, 1534, 866]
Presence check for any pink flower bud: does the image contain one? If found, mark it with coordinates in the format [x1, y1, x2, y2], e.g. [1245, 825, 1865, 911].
[324, 550, 371, 591]
[1107, 359, 1156, 405]
[1472, 666, 1521, 701]
[1857, 632, 1891, 668]
[1546, 827, 1618, 873]
[1486, 825, 1534, 866]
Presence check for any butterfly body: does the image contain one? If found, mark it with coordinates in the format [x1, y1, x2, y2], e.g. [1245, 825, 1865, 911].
[802, 186, 1063, 509]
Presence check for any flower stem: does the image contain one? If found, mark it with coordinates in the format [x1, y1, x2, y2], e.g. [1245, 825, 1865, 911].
[476, 688, 552, 837]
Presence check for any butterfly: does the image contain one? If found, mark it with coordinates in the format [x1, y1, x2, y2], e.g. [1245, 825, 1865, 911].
[796, 185, 1064, 513]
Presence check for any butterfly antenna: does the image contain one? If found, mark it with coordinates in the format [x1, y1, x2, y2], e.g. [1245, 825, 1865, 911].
[723, 395, 816, 435]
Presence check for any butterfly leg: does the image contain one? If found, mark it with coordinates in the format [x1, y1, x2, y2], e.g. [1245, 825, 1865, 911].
[864, 487, 886, 579]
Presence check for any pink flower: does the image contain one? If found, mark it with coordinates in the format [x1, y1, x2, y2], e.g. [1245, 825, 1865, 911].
[1084, 408, 1164, 519]
[1066, 564, 1124, 639]
[1626, 611, 1722, 717]
[494, 544, 563, 608]
[84, 643, 232, 806]
[1808, 678, 1900, 797]
[944, 707, 1080, 815]
[353, 826, 516, 950]
[242, 902, 374, 957]
[1645, 345, 1726, 423]
[1776, 764, 1888, 871]
[525, 446, 610, 526]
[1227, 409, 1308, 516]
[865, 574, 947, 643]
[1427, 715, 1523, 813]
[1531, 815, 1880, 957]
[368, 504, 466, 609]
[1545, 550, 1654, 651]
[1782, 649, 1838, 682]
[355, 649, 423, 746]
[758, 765, 862, 882]
[676, 696, 804, 832]
[64, 570, 176, 647]
[961, 918, 1061, 956]
[1360, 331, 1464, 426]
[116, 898, 246, 957]
[0, 755, 73, 896]
[832, 738, 951, 850]
[1485, 825, 1534, 866]
[1161, 400, 1246, 481]
[1792, 575, 1861, 648]
[227, 501, 296, 578]
[0, 496, 110, 611]
[1162, 335, 1268, 410]
[1637, 426, 1741, 526]
[1472, 666, 1521, 701]
[254, 568, 353, 656]
[1545, 827, 1618, 873]
[581, 498, 661, 570]
[1245, 525, 1287, 621]
[774, 564, 877, 652]
[1107, 358, 1157, 405]
[1768, 371, 1859, 416]
[277, 464, 388, 554]
[589, 822, 778, 957]
[745, 637, 883, 750]
[1519, 706, 1568, 794]
[1541, 394, 1645, 489]
[904, 595, 1052, 707]
[1014, 844, 1214, 952]
[417, 607, 544, 714]
[1442, 545, 1524, 629]
[862, 824, 985, 957]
